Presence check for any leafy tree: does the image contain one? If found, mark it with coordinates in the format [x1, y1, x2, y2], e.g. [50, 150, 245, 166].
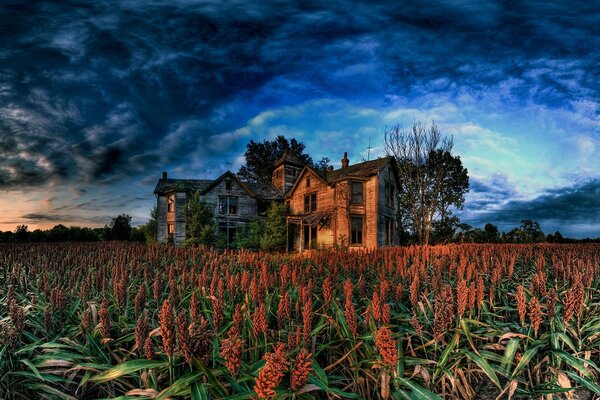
[385, 120, 469, 245]
[15, 225, 29, 243]
[260, 202, 287, 252]
[547, 230, 564, 243]
[109, 214, 132, 241]
[237, 218, 265, 250]
[185, 191, 216, 246]
[484, 223, 500, 243]
[48, 224, 70, 241]
[504, 220, 546, 243]
[144, 207, 158, 243]
[431, 216, 460, 244]
[237, 135, 328, 184]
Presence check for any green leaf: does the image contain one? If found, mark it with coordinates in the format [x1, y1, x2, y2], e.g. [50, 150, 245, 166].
[308, 375, 358, 398]
[511, 345, 541, 379]
[90, 360, 168, 383]
[565, 371, 600, 395]
[501, 338, 520, 375]
[220, 391, 257, 400]
[157, 372, 202, 399]
[311, 359, 328, 385]
[20, 359, 44, 381]
[191, 381, 210, 400]
[433, 331, 457, 383]
[463, 350, 501, 388]
[396, 377, 443, 400]
[551, 350, 594, 379]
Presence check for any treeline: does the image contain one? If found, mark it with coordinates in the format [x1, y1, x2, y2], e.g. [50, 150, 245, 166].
[0, 214, 155, 243]
[443, 220, 600, 244]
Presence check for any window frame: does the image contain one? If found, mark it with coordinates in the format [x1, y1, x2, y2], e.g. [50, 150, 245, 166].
[218, 195, 239, 215]
[304, 192, 317, 213]
[384, 217, 394, 246]
[350, 215, 364, 245]
[385, 182, 395, 209]
[350, 181, 364, 205]
[167, 194, 175, 213]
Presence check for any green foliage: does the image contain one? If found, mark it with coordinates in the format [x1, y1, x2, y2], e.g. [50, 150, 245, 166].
[104, 214, 133, 241]
[259, 202, 287, 252]
[236, 218, 264, 250]
[237, 135, 328, 184]
[143, 206, 158, 243]
[504, 220, 546, 243]
[185, 191, 216, 246]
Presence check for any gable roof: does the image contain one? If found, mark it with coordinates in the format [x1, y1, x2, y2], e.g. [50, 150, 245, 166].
[201, 171, 256, 198]
[154, 171, 284, 200]
[326, 156, 396, 183]
[154, 178, 213, 194]
[284, 165, 329, 199]
[274, 150, 306, 168]
[245, 182, 284, 200]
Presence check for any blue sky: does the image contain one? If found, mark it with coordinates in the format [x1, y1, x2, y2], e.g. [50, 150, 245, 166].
[0, 0, 599, 237]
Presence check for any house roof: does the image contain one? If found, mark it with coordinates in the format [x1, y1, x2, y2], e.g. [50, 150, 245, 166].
[153, 178, 213, 194]
[154, 172, 284, 200]
[273, 150, 306, 168]
[326, 156, 396, 183]
[245, 182, 284, 200]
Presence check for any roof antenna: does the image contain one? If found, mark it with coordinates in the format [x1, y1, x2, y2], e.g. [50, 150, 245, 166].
[366, 138, 373, 161]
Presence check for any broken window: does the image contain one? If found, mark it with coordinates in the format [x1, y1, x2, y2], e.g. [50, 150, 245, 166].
[351, 216, 364, 245]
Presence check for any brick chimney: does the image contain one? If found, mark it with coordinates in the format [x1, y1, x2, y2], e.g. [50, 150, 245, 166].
[341, 152, 349, 168]
[162, 171, 168, 180]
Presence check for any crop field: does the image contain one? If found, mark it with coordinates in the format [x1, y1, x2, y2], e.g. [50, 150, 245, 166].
[1, 243, 600, 399]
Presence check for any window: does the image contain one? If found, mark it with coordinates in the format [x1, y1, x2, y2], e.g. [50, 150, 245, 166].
[306, 177, 311, 187]
[168, 194, 175, 212]
[386, 183, 395, 209]
[228, 196, 238, 214]
[304, 192, 317, 213]
[219, 196, 238, 215]
[219, 222, 237, 249]
[225, 179, 232, 190]
[275, 170, 280, 179]
[351, 182, 364, 204]
[351, 216, 364, 245]
[385, 217, 394, 246]
[168, 224, 175, 234]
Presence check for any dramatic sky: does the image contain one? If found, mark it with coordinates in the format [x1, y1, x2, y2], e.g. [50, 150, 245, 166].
[1, 0, 599, 237]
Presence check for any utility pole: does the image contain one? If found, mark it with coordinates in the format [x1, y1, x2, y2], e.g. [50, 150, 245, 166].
[366, 138, 373, 161]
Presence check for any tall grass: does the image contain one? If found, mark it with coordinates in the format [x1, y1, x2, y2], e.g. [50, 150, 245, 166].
[0, 242, 599, 399]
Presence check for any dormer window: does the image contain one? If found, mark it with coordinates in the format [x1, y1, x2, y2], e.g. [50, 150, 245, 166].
[225, 179, 232, 191]
[306, 177, 311, 188]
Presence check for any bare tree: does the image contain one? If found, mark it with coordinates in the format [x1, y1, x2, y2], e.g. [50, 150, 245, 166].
[384, 120, 468, 245]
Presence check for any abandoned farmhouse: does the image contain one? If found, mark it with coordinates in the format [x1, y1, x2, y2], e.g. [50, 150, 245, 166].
[154, 152, 400, 251]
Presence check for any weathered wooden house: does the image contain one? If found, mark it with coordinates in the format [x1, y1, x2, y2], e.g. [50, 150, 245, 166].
[153, 171, 280, 245]
[154, 152, 400, 249]
[285, 153, 400, 251]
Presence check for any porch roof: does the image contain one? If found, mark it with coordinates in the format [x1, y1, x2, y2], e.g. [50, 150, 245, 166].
[288, 211, 330, 227]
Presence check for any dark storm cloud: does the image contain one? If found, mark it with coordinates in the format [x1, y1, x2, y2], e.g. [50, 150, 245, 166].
[21, 213, 77, 222]
[0, 0, 599, 191]
[465, 179, 600, 237]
